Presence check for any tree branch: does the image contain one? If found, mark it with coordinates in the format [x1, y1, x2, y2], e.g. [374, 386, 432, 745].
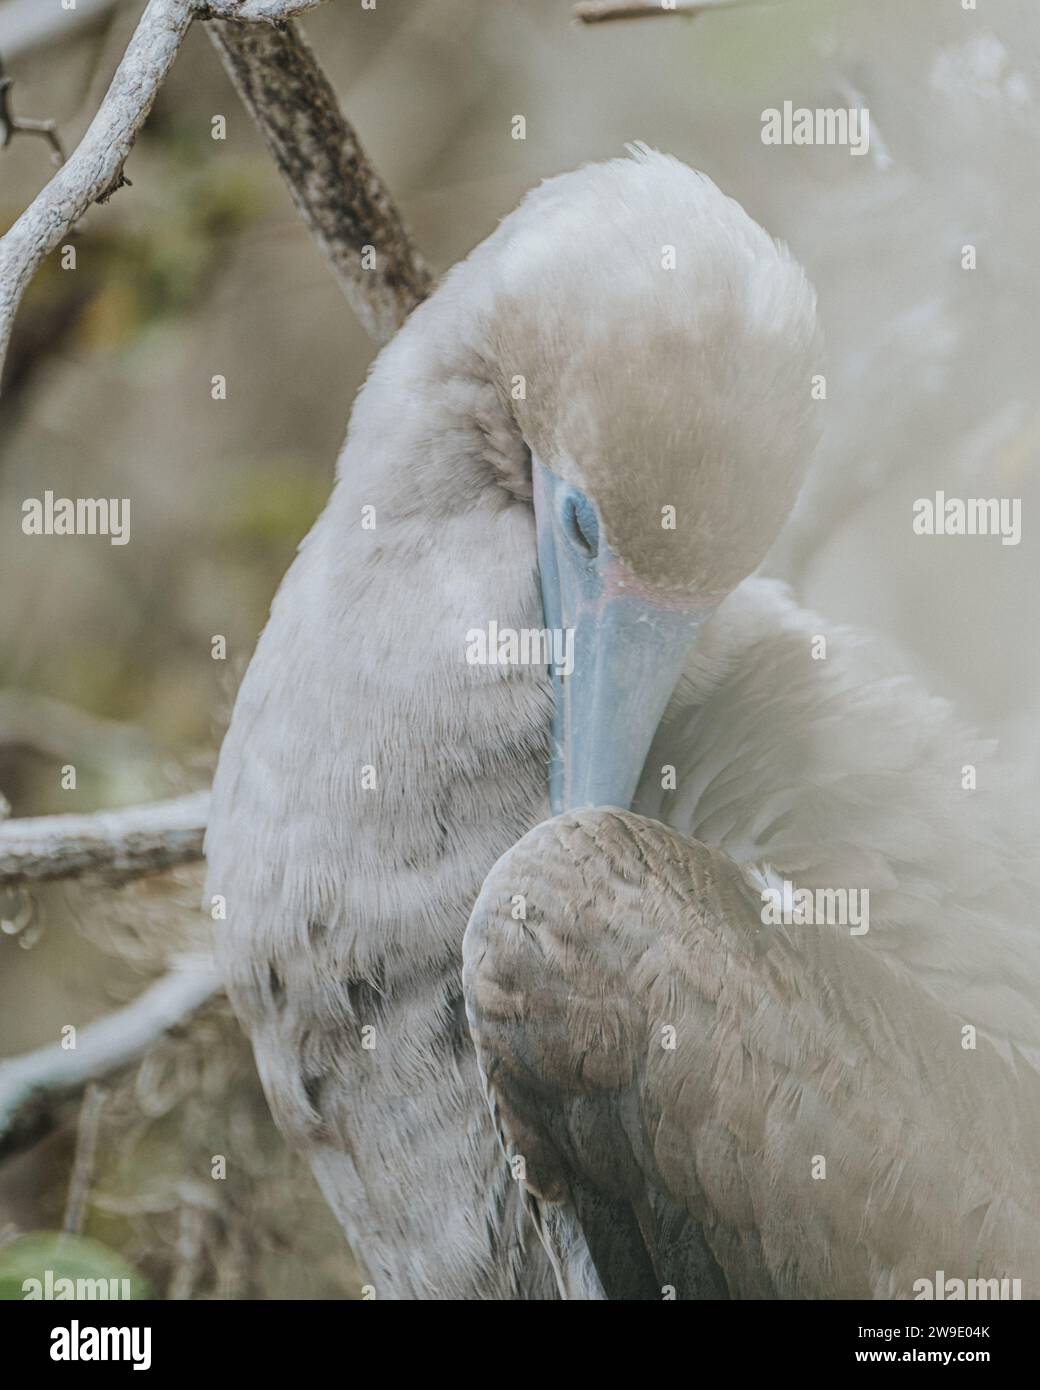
[0, 0, 195, 379]
[0, 964, 220, 1162]
[0, 58, 65, 165]
[0, 0, 435, 1184]
[201, 0, 332, 17]
[574, 0, 765, 22]
[205, 18, 432, 344]
[62, 1082, 108, 1234]
[1, 4, 430, 879]
[0, 791, 208, 887]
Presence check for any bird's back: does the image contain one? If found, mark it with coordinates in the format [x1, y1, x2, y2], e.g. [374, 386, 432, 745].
[639, 576, 1040, 1061]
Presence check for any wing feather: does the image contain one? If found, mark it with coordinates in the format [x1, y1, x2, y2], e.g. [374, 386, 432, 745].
[463, 808, 1040, 1300]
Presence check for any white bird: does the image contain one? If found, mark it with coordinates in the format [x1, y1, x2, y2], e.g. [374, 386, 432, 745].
[206, 148, 1038, 1299]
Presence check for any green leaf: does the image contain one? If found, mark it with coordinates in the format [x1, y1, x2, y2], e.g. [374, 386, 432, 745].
[0, 1233, 151, 1301]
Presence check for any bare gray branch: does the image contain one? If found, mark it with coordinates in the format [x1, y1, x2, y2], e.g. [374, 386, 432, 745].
[0, 964, 220, 1162]
[0, 791, 208, 887]
[1, 2, 429, 886]
[0, 0, 194, 378]
[201, 1, 332, 20]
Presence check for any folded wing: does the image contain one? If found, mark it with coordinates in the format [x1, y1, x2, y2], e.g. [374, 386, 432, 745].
[463, 808, 1040, 1300]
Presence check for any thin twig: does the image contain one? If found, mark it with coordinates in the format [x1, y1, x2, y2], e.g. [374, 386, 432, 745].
[574, 0, 764, 22]
[201, 0, 333, 19]
[0, 0, 195, 380]
[206, 19, 432, 344]
[1, 0, 429, 380]
[167, 1201, 207, 1300]
[63, 1082, 108, 1234]
[0, 58, 65, 165]
[0, 791, 208, 887]
[0, 964, 220, 1162]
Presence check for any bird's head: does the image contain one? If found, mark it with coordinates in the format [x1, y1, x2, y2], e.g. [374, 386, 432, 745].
[484, 149, 822, 813]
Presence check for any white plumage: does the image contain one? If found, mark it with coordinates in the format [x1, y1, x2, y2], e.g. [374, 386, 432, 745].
[206, 149, 1036, 1299]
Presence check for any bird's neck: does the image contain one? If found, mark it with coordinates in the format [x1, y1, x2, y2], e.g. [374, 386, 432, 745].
[215, 296, 551, 985]
[204, 296, 556, 1298]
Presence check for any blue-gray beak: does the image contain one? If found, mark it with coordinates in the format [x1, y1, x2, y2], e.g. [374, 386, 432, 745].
[533, 460, 712, 815]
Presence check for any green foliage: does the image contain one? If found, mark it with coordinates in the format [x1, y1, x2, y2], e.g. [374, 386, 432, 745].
[0, 1232, 151, 1301]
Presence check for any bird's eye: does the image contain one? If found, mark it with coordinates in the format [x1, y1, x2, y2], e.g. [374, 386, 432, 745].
[562, 491, 599, 559]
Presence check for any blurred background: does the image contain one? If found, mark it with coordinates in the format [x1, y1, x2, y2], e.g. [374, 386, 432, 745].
[0, 0, 1037, 1298]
